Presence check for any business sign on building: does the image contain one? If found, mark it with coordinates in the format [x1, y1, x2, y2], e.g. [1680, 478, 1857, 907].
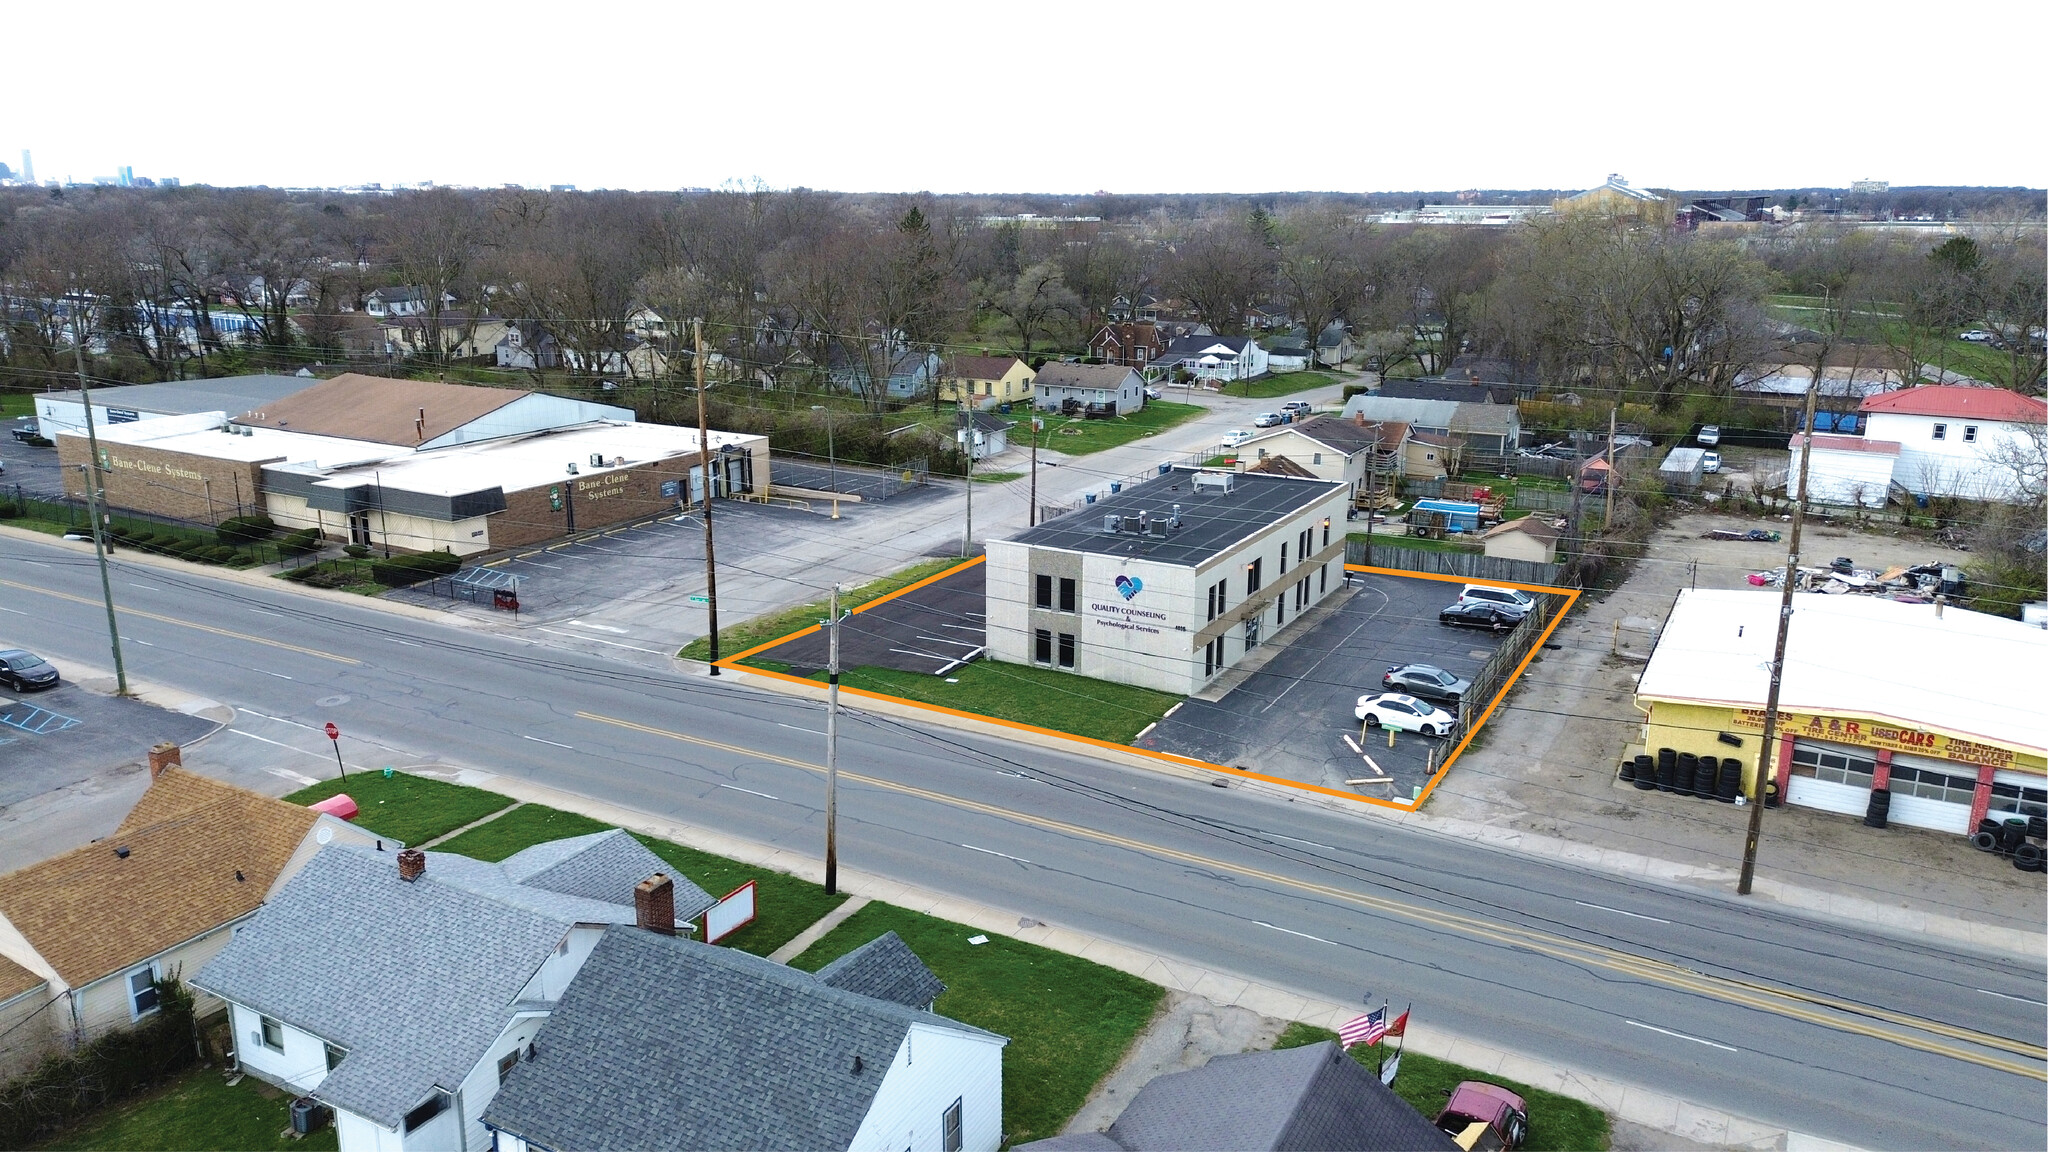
[1730, 709, 2024, 770]
[1087, 573, 1167, 637]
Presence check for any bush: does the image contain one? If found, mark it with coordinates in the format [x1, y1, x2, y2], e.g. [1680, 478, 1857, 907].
[368, 550, 461, 587]
[343, 543, 371, 559]
[205, 545, 238, 563]
[0, 501, 20, 519]
[215, 514, 276, 545]
[279, 527, 322, 556]
[0, 977, 196, 1148]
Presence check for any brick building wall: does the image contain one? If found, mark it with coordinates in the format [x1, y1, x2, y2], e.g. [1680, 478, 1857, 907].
[488, 453, 702, 550]
[55, 435, 275, 525]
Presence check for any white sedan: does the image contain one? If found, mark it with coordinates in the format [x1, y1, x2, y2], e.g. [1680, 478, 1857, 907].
[1220, 429, 1255, 448]
[1353, 692, 1457, 737]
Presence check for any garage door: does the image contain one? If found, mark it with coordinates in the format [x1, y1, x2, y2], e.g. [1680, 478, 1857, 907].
[1988, 771, 2048, 822]
[1786, 740, 1873, 816]
[1885, 755, 1980, 834]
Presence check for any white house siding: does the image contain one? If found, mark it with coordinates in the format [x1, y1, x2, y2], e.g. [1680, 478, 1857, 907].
[515, 926, 604, 1003]
[231, 1002, 332, 1093]
[1787, 444, 1895, 508]
[452, 1013, 551, 1152]
[1237, 430, 1367, 491]
[335, 1111, 406, 1152]
[847, 1023, 1006, 1152]
[1866, 411, 2033, 501]
[0, 983, 55, 1079]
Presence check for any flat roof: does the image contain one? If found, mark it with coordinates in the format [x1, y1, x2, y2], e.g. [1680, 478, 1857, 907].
[1636, 589, 2048, 754]
[309, 421, 760, 499]
[36, 374, 315, 417]
[60, 411, 405, 470]
[1005, 468, 1345, 568]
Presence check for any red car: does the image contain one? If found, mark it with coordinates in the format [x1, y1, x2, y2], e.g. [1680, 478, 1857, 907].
[1435, 1081, 1529, 1150]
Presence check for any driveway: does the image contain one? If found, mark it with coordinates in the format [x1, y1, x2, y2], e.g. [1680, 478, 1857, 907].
[1136, 571, 1501, 799]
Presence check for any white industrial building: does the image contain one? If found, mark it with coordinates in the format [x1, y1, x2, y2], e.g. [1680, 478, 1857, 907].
[1787, 434, 1899, 508]
[984, 468, 1350, 695]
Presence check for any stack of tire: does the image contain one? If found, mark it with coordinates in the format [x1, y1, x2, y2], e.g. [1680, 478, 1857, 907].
[1971, 816, 2045, 873]
[1862, 787, 1890, 829]
[1639, 749, 1739, 804]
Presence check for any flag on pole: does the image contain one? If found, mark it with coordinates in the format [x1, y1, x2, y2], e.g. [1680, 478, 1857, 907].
[1339, 1006, 1387, 1049]
[1386, 1007, 1410, 1038]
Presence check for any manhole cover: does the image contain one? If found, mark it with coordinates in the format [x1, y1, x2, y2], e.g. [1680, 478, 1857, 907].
[316, 695, 351, 708]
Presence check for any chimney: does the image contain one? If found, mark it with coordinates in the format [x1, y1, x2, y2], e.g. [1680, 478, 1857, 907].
[1353, 410, 1365, 426]
[634, 873, 676, 935]
[397, 848, 426, 882]
[147, 741, 182, 781]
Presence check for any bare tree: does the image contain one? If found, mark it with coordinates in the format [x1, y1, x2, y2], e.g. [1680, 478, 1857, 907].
[976, 260, 1077, 356]
[378, 188, 500, 364]
[1274, 208, 1367, 369]
[1162, 215, 1272, 335]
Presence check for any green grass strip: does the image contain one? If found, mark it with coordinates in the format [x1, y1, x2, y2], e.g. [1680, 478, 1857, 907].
[283, 772, 514, 847]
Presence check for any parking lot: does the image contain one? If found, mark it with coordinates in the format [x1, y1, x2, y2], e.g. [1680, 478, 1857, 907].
[1, 433, 66, 500]
[738, 561, 985, 676]
[1135, 571, 1505, 800]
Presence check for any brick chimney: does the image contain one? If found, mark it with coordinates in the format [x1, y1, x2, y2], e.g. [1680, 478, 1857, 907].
[634, 873, 676, 935]
[397, 848, 426, 882]
[147, 742, 182, 781]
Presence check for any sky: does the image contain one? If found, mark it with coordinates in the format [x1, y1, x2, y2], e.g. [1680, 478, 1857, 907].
[8, 1, 2044, 195]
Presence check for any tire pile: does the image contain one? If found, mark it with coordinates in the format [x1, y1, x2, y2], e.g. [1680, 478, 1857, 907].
[1971, 815, 2047, 873]
[1619, 748, 1743, 803]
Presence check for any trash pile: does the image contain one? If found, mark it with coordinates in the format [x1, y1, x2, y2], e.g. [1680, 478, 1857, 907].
[1702, 528, 1780, 542]
[1746, 556, 1967, 599]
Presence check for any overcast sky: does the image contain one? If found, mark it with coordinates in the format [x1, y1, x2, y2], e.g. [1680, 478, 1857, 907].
[11, 1, 2043, 195]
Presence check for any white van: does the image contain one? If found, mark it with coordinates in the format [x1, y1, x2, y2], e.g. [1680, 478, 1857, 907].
[1457, 584, 1536, 612]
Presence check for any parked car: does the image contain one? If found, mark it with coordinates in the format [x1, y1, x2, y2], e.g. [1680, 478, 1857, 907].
[1280, 401, 1313, 418]
[9, 420, 39, 443]
[1143, 386, 1163, 400]
[1959, 329, 1995, 343]
[1252, 411, 1284, 428]
[1382, 663, 1470, 705]
[1702, 450, 1722, 473]
[0, 649, 60, 692]
[1353, 692, 1457, 737]
[1440, 601, 1524, 631]
[1436, 1081, 1529, 1151]
[1697, 424, 1721, 446]
[1220, 429, 1255, 448]
[1457, 584, 1536, 612]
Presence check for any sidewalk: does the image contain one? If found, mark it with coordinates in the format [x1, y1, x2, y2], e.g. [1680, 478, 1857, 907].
[427, 764, 1837, 1151]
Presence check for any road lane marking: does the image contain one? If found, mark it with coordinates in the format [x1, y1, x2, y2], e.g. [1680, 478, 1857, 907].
[1576, 901, 1673, 925]
[569, 620, 630, 634]
[258, 670, 295, 680]
[239, 710, 321, 733]
[1980, 989, 2048, 1006]
[0, 579, 360, 665]
[961, 844, 1032, 864]
[249, 608, 284, 617]
[127, 583, 160, 591]
[0, 606, 26, 615]
[717, 783, 779, 800]
[227, 729, 325, 758]
[386, 638, 423, 647]
[1627, 1020, 1738, 1052]
[521, 735, 574, 750]
[1254, 921, 1338, 945]
[570, 708, 2046, 1080]
[777, 724, 825, 735]
[535, 627, 667, 655]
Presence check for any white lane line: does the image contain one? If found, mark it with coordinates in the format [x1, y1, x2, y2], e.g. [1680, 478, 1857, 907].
[777, 724, 824, 735]
[128, 639, 154, 647]
[127, 583, 160, 591]
[1979, 988, 2048, 1006]
[1576, 901, 1672, 925]
[514, 559, 564, 570]
[1253, 921, 1338, 945]
[534, 627, 667, 655]
[1625, 1020, 1738, 1052]
[239, 709, 321, 732]
[717, 783, 780, 800]
[0, 606, 26, 615]
[960, 843, 1032, 864]
[568, 620, 630, 634]
[227, 728, 326, 759]
[1263, 833, 1338, 852]
[264, 766, 321, 786]
[258, 670, 295, 680]
[386, 637, 423, 647]
[249, 608, 284, 617]
[521, 735, 574, 750]
[996, 769, 1043, 783]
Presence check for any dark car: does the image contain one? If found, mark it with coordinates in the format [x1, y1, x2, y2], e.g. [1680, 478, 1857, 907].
[9, 420, 39, 443]
[1439, 601, 1524, 632]
[0, 650, 60, 692]
[1382, 663, 1470, 705]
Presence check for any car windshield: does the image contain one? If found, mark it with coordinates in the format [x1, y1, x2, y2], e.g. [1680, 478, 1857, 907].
[1429, 670, 1455, 684]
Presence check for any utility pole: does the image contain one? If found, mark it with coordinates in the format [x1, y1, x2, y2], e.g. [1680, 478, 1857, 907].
[71, 310, 129, 696]
[695, 320, 722, 676]
[1361, 435, 1376, 566]
[824, 584, 841, 895]
[959, 404, 973, 557]
[1028, 416, 1040, 527]
[1738, 376, 1822, 895]
[1602, 405, 1617, 530]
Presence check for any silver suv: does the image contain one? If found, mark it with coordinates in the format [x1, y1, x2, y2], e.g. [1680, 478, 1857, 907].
[1457, 583, 1536, 612]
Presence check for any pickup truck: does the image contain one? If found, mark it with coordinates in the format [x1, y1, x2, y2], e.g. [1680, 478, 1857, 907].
[1436, 1081, 1529, 1150]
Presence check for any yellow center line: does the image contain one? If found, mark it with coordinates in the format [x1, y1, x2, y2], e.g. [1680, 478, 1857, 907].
[573, 710, 2044, 1080]
[1, 578, 360, 665]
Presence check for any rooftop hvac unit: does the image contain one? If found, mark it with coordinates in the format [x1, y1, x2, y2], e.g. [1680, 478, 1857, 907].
[589, 453, 605, 468]
[1102, 514, 1122, 534]
[1192, 471, 1234, 494]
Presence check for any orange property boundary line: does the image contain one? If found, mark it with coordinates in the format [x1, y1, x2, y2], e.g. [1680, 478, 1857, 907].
[713, 558, 1580, 812]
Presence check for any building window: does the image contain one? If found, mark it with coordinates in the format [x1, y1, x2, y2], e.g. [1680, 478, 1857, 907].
[498, 1049, 520, 1084]
[1963, 425, 1978, 442]
[1989, 781, 2048, 818]
[260, 1015, 284, 1052]
[943, 1098, 965, 1152]
[1033, 629, 1052, 664]
[1207, 578, 1228, 622]
[1204, 635, 1223, 677]
[1890, 764, 1978, 806]
[1320, 563, 1328, 593]
[1243, 616, 1262, 650]
[1276, 594, 1284, 626]
[1058, 577, 1076, 612]
[1057, 633, 1076, 669]
[1280, 542, 1288, 573]
[1323, 518, 1331, 548]
[1931, 423, 1947, 440]
[326, 1043, 347, 1072]
[1313, 452, 1322, 465]
[1246, 558, 1263, 593]
[1034, 574, 1052, 610]
[1790, 744, 1875, 786]
[127, 966, 159, 1018]
[404, 1092, 452, 1135]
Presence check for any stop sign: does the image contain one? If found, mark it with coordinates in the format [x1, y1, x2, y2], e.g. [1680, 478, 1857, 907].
[324, 722, 339, 741]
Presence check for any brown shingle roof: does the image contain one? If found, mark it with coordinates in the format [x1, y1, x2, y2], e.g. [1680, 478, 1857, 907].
[0, 955, 44, 1003]
[1246, 453, 1318, 478]
[236, 373, 528, 446]
[943, 355, 1025, 381]
[0, 770, 318, 987]
[1287, 416, 1408, 454]
[1483, 515, 1561, 544]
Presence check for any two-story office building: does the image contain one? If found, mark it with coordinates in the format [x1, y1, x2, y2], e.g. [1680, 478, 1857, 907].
[984, 469, 1350, 695]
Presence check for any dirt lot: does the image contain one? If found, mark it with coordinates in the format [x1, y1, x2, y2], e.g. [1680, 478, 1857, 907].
[1428, 510, 2045, 937]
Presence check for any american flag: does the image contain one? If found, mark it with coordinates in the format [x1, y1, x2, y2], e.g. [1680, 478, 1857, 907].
[1339, 1006, 1387, 1049]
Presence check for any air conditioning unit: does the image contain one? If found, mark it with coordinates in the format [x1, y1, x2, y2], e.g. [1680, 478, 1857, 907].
[1102, 514, 1122, 534]
[1193, 471, 1234, 494]
[589, 453, 605, 468]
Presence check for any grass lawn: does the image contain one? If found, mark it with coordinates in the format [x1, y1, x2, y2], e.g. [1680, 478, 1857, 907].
[1215, 370, 1341, 399]
[768, 659, 1183, 745]
[971, 470, 1024, 484]
[1274, 1023, 1611, 1151]
[1, 393, 35, 419]
[1038, 401, 1202, 455]
[431, 802, 611, 858]
[283, 772, 514, 846]
[38, 1065, 337, 1152]
[631, 834, 846, 957]
[681, 557, 964, 661]
[788, 902, 1164, 1147]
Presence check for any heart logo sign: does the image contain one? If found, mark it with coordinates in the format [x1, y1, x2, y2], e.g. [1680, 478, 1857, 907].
[1114, 574, 1143, 600]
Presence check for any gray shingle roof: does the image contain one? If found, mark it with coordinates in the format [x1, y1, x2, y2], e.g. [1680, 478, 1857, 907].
[482, 926, 1003, 1152]
[814, 931, 946, 1009]
[1340, 395, 1459, 430]
[498, 830, 717, 922]
[1036, 363, 1142, 391]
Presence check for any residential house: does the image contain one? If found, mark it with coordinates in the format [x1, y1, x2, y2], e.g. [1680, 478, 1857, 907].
[560, 335, 668, 380]
[1034, 363, 1145, 414]
[939, 355, 1035, 409]
[1787, 433, 1898, 508]
[1315, 323, 1354, 368]
[495, 322, 561, 370]
[1857, 385, 2046, 501]
[1244, 304, 1293, 331]
[1237, 416, 1412, 500]
[1107, 293, 1160, 322]
[383, 313, 509, 361]
[1376, 378, 1521, 406]
[958, 412, 1014, 461]
[482, 926, 1007, 1152]
[0, 754, 377, 1070]
[1089, 322, 1169, 370]
[1481, 516, 1561, 564]
[1734, 349, 1910, 432]
[1264, 337, 1312, 374]
[1150, 335, 1269, 383]
[1017, 1041, 1455, 1151]
[195, 832, 717, 1152]
[829, 345, 944, 400]
[1338, 394, 1520, 458]
[1437, 353, 1541, 397]
[364, 287, 456, 319]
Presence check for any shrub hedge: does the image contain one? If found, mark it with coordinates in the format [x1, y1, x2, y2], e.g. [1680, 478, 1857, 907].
[0, 978, 197, 1148]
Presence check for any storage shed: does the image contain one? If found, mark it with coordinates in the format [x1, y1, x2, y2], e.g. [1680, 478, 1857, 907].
[1658, 447, 1706, 491]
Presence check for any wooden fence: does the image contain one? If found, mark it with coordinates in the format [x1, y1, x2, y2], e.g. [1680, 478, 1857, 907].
[1345, 537, 1567, 588]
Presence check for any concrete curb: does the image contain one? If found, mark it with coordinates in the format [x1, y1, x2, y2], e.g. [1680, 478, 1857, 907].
[423, 765, 1841, 1150]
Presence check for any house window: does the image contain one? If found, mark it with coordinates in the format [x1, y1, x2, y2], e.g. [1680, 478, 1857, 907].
[127, 966, 159, 1018]
[1963, 425, 1978, 442]
[498, 1049, 520, 1084]
[1058, 577, 1076, 612]
[1034, 574, 1052, 610]
[1057, 633, 1076, 669]
[1931, 423, 1947, 440]
[943, 1098, 965, 1152]
[1033, 629, 1052, 664]
[404, 1092, 452, 1134]
[260, 1015, 284, 1052]
[1313, 452, 1322, 465]
[1246, 558, 1263, 593]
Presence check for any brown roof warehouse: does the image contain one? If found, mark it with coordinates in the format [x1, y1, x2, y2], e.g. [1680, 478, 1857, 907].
[51, 374, 769, 556]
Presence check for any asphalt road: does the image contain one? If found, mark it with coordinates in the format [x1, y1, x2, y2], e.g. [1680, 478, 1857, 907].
[1, 532, 2043, 1150]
